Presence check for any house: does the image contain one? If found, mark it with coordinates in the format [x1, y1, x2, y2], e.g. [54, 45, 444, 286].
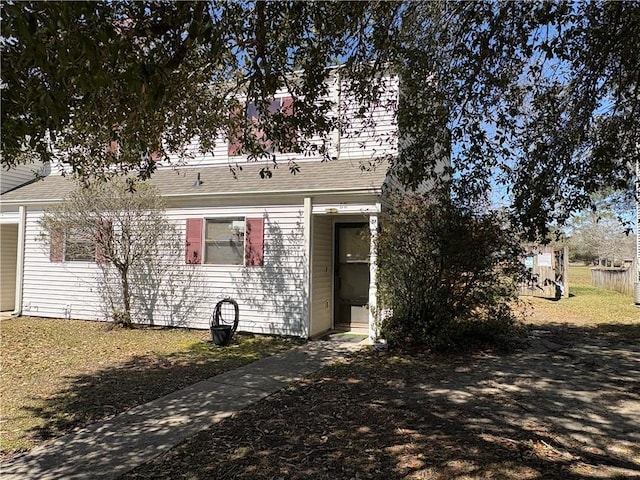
[0, 75, 444, 339]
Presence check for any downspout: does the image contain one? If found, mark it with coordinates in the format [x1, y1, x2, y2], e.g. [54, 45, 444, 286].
[11, 205, 26, 316]
[303, 197, 313, 338]
[336, 66, 342, 158]
[368, 214, 379, 342]
[635, 159, 640, 305]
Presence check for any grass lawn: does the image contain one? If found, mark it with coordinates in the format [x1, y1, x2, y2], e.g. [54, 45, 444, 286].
[0, 317, 301, 458]
[523, 265, 639, 335]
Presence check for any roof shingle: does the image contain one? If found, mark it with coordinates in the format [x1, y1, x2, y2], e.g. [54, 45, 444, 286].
[0, 160, 389, 203]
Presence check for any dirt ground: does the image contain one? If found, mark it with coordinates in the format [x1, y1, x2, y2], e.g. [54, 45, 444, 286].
[124, 322, 640, 480]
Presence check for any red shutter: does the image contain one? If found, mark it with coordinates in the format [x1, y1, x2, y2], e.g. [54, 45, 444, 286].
[245, 218, 264, 266]
[95, 220, 112, 264]
[281, 96, 295, 152]
[108, 140, 119, 155]
[50, 229, 63, 263]
[228, 106, 243, 157]
[281, 96, 293, 116]
[228, 138, 242, 157]
[185, 218, 203, 264]
[150, 135, 162, 162]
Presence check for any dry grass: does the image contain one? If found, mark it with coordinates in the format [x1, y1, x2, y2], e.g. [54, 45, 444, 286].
[126, 334, 640, 480]
[4, 268, 639, 479]
[521, 265, 639, 334]
[0, 317, 301, 457]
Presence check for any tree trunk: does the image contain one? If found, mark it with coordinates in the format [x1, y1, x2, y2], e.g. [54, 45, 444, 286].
[119, 266, 133, 328]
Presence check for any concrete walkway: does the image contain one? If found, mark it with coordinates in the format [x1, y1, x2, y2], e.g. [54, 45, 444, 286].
[0, 335, 366, 480]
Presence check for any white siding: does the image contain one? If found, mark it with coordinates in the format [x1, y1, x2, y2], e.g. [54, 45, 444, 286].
[1, 162, 48, 194]
[0, 224, 18, 311]
[36, 75, 399, 176]
[21, 209, 103, 320]
[310, 215, 333, 336]
[163, 205, 308, 335]
[339, 76, 399, 163]
[40, 77, 399, 175]
[159, 76, 398, 170]
[20, 204, 309, 336]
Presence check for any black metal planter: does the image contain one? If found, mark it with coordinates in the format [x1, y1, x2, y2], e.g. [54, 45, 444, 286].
[210, 325, 233, 346]
[210, 298, 240, 346]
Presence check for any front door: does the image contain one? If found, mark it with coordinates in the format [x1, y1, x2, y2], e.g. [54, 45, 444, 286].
[334, 223, 370, 330]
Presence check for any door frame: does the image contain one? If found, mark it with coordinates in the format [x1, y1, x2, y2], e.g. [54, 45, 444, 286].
[333, 221, 370, 331]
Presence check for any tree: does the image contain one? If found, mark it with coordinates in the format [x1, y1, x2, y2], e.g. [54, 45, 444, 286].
[376, 191, 526, 351]
[392, 1, 639, 238]
[1, 1, 401, 179]
[3, 1, 638, 239]
[39, 178, 201, 327]
[566, 210, 636, 266]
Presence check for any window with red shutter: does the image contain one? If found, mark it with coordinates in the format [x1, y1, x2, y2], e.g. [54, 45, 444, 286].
[185, 218, 203, 264]
[50, 226, 110, 263]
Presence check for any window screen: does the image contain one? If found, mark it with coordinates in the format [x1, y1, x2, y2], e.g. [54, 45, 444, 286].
[204, 218, 245, 265]
[64, 229, 94, 262]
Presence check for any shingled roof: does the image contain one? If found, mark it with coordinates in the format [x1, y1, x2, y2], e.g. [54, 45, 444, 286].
[0, 160, 389, 203]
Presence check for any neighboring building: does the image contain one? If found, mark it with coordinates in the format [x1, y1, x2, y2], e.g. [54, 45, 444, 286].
[0, 76, 446, 338]
[0, 161, 48, 311]
[1, 161, 48, 195]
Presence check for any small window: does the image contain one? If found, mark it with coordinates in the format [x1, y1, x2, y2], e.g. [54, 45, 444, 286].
[204, 218, 245, 265]
[64, 229, 94, 262]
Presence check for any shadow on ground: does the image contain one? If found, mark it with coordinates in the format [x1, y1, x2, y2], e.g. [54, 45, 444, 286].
[0, 338, 355, 480]
[21, 334, 301, 445]
[123, 323, 640, 480]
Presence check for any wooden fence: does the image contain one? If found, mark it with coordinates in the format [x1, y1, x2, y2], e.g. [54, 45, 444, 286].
[591, 259, 637, 295]
[519, 245, 569, 299]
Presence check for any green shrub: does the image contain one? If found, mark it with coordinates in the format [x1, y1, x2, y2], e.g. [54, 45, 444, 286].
[377, 193, 526, 352]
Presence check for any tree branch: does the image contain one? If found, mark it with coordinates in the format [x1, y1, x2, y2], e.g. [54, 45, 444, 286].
[164, 2, 208, 72]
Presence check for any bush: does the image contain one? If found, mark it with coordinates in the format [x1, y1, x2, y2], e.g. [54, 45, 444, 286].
[377, 193, 526, 352]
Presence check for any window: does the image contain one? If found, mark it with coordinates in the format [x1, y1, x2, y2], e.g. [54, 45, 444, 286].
[204, 218, 245, 265]
[64, 230, 95, 261]
[228, 96, 294, 157]
[50, 223, 111, 264]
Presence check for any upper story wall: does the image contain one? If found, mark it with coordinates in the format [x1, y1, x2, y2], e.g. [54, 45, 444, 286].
[46, 73, 399, 177]
[158, 74, 399, 170]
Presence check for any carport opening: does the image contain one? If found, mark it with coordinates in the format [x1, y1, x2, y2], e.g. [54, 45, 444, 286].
[0, 223, 19, 312]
